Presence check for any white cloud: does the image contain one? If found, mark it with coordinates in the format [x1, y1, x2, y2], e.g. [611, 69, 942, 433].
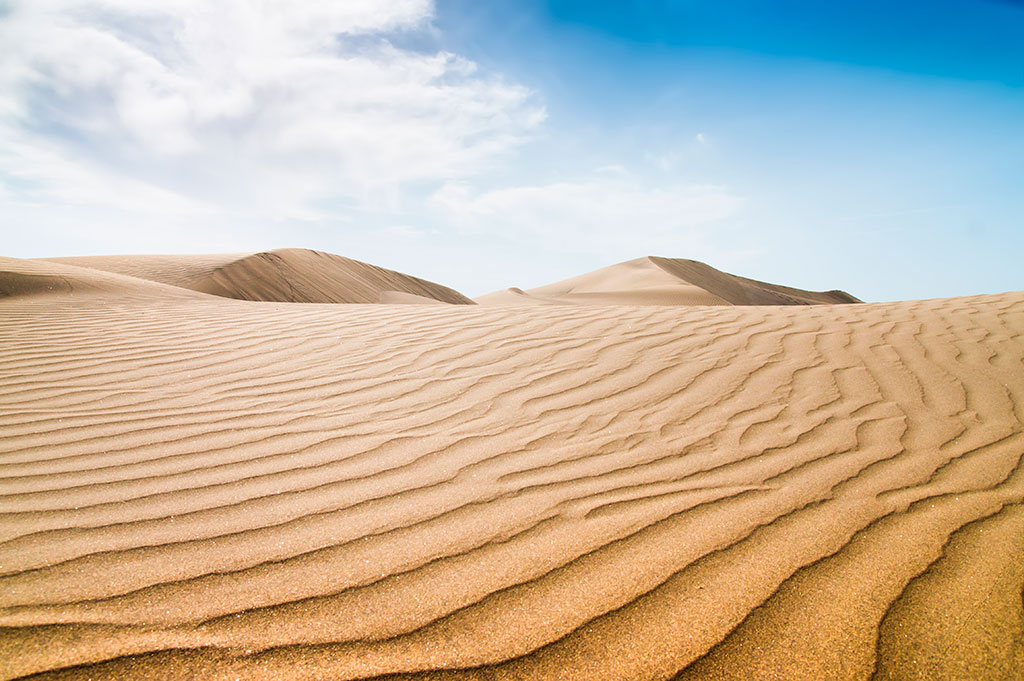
[431, 176, 744, 256]
[644, 150, 680, 172]
[594, 164, 628, 176]
[0, 130, 210, 215]
[376, 224, 426, 239]
[0, 0, 744, 273]
[0, 0, 543, 225]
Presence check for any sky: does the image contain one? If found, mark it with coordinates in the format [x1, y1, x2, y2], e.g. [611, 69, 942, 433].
[1, 0, 1022, 301]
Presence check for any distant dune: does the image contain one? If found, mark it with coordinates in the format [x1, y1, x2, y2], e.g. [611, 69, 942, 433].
[1, 252, 1022, 681]
[45, 249, 475, 305]
[0, 255, 207, 301]
[476, 256, 860, 306]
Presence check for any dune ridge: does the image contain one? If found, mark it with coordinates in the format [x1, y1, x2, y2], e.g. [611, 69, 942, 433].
[46, 249, 475, 305]
[0, 254, 1022, 680]
[475, 256, 860, 306]
[0, 256, 208, 301]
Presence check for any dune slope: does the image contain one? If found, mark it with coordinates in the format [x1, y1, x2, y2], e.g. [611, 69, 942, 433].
[0, 256, 208, 301]
[46, 249, 475, 305]
[475, 256, 860, 306]
[0, 261, 1021, 681]
[649, 256, 861, 305]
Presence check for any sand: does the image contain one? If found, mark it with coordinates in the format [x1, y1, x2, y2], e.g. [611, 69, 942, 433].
[1, 253, 1022, 680]
[46, 249, 475, 305]
[475, 256, 860, 306]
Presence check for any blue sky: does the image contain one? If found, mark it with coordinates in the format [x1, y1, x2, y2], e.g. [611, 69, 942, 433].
[1, 0, 1021, 300]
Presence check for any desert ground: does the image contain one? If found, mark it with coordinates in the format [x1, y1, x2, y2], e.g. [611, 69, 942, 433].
[1, 250, 1022, 680]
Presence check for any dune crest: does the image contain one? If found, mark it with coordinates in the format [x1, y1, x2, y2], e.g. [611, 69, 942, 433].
[46, 249, 475, 305]
[476, 256, 860, 306]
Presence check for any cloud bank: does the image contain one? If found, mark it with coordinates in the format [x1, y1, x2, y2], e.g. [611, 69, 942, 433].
[0, 0, 744, 271]
[0, 0, 544, 221]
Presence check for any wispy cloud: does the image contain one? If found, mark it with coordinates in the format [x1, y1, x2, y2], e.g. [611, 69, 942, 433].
[431, 176, 743, 257]
[0, 0, 544, 224]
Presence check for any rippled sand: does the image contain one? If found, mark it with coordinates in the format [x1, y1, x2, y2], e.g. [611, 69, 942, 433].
[1, 255, 1022, 680]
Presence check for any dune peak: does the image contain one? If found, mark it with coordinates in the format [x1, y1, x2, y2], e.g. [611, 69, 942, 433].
[42, 249, 475, 305]
[476, 255, 860, 306]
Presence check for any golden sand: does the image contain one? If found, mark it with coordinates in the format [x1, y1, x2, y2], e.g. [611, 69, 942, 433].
[475, 256, 859, 306]
[1, 254, 1021, 680]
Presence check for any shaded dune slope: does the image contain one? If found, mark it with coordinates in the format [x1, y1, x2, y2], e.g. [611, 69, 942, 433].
[0, 256, 207, 301]
[46, 249, 475, 305]
[475, 256, 860, 306]
[650, 256, 861, 305]
[0, 273, 1022, 680]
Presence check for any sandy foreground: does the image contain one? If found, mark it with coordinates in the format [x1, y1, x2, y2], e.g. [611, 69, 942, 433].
[1, 254, 1023, 680]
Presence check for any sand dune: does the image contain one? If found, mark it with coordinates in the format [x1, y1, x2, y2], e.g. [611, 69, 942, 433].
[1, 253, 1022, 681]
[475, 256, 860, 306]
[0, 256, 208, 301]
[46, 249, 475, 305]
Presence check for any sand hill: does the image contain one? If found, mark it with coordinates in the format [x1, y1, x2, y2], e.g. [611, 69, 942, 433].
[1, 254, 1022, 681]
[476, 256, 860, 306]
[45, 249, 475, 305]
[0, 256, 208, 301]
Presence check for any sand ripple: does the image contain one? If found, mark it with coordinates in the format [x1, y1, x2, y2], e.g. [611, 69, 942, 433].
[0, 264, 1021, 679]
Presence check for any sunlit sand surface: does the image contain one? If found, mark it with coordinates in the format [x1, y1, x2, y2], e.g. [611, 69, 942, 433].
[1, 253, 1021, 680]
